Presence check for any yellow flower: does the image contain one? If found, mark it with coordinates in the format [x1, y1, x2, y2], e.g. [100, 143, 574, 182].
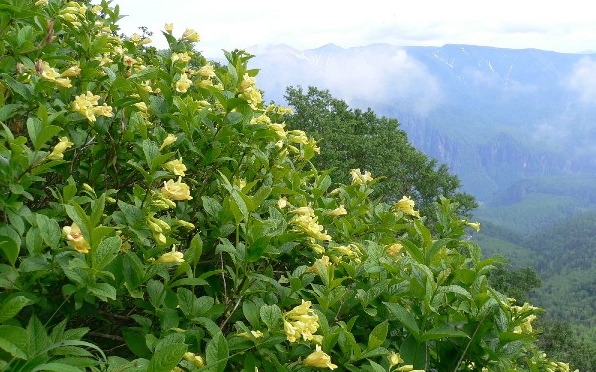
[175, 220, 195, 230]
[71, 91, 112, 122]
[308, 255, 330, 274]
[393, 196, 420, 218]
[153, 232, 167, 245]
[171, 52, 192, 63]
[164, 23, 173, 34]
[309, 242, 326, 255]
[181, 28, 200, 42]
[238, 330, 264, 339]
[303, 345, 337, 370]
[292, 206, 314, 216]
[163, 158, 187, 176]
[277, 196, 288, 209]
[175, 73, 192, 93]
[62, 223, 90, 254]
[160, 134, 177, 150]
[350, 168, 373, 185]
[283, 300, 320, 342]
[327, 205, 347, 217]
[60, 65, 81, 77]
[155, 246, 184, 263]
[465, 221, 481, 232]
[389, 351, 404, 367]
[183, 351, 204, 367]
[47, 136, 74, 160]
[161, 177, 193, 201]
[197, 63, 216, 78]
[385, 243, 403, 258]
[38, 60, 72, 87]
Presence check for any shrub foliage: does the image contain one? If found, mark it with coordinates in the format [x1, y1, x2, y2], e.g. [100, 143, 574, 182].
[0, 1, 577, 371]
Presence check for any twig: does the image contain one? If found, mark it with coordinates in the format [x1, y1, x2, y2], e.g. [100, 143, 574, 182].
[453, 317, 484, 372]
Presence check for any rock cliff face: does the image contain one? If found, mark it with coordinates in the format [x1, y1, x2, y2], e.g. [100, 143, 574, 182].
[250, 43, 596, 204]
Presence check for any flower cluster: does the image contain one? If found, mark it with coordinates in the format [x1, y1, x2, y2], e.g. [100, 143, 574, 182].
[283, 300, 320, 343]
[71, 91, 113, 122]
[511, 302, 539, 334]
[59, 1, 87, 28]
[238, 73, 263, 109]
[291, 206, 331, 241]
[36, 60, 79, 87]
[350, 168, 373, 185]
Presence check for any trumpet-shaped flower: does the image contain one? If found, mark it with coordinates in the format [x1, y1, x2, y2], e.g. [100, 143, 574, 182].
[38, 60, 72, 87]
[161, 177, 193, 201]
[62, 223, 90, 253]
[47, 136, 74, 160]
[393, 196, 420, 218]
[183, 352, 204, 367]
[175, 73, 192, 93]
[327, 205, 347, 216]
[163, 158, 187, 176]
[181, 28, 200, 42]
[160, 133, 177, 150]
[303, 345, 337, 370]
[155, 245, 184, 263]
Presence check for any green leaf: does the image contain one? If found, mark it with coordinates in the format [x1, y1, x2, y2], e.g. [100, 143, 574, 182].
[0, 235, 19, 267]
[368, 360, 386, 372]
[0, 103, 19, 122]
[0, 325, 28, 359]
[117, 200, 145, 228]
[30, 363, 87, 372]
[184, 233, 203, 265]
[367, 321, 388, 350]
[246, 236, 269, 262]
[94, 236, 121, 270]
[201, 196, 222, 217]
[0, 295, 33, 322]
[384, 302, 420, 338]
[88, 282, 117, 301]
[242, 300, 260, 329]
[147, 342, 186, 372]
[419, 326, 469, 341]
[229, 190, 248, 224]
[36, 213, 61, 249]
[147, 279, 166, 309]
[259, 304, 281, 330]
[205, 333, 229, 372]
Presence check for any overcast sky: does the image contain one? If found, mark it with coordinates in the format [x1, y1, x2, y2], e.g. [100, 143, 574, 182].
[110, 0, 595, 57]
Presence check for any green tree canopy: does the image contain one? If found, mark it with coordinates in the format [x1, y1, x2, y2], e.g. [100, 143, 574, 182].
[284, 86, 478, 218]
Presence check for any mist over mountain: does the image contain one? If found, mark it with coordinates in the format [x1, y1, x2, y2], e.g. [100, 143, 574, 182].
[250, 43, 596, 228]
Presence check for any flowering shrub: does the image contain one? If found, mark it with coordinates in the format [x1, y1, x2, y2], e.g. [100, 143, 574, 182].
[0, 1, 577, 371]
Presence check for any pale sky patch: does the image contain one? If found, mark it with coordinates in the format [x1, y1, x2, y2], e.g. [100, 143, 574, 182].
[110, 0, 596, 57]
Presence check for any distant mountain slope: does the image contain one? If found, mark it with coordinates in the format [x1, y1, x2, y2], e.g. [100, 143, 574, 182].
[251, 43, 596, 211]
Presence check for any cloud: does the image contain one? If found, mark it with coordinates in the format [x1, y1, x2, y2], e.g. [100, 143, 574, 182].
[566, 57, 596, 104]
[253, 45, 443, 115]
